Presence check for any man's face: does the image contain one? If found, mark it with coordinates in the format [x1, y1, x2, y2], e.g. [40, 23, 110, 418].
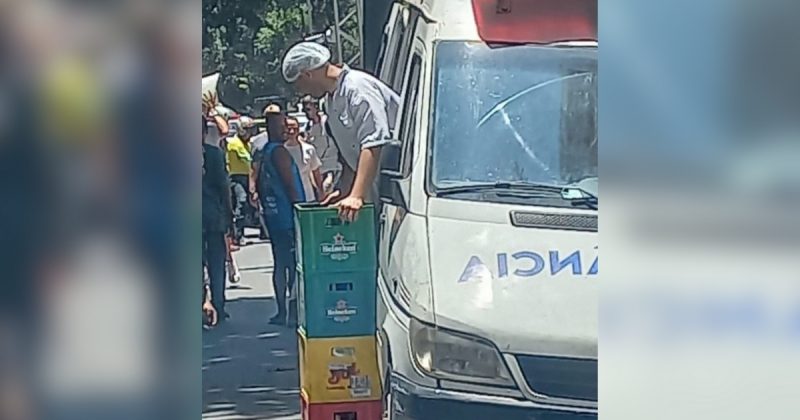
[303, 102, 319, 121]
[285, 119, 300, 142]
[266, 114, 286, 142]
[294, 67, 327, 98]
[240, 126, 256, 141]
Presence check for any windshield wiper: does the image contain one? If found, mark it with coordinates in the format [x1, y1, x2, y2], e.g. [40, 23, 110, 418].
[435, 181, 598, 209]
[561, 186, 597, 210]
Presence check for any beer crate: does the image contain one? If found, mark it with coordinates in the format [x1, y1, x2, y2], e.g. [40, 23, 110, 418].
[297, 268, 377, 338]
[298, 331, 382, 404]
[294, 204, 376, 274]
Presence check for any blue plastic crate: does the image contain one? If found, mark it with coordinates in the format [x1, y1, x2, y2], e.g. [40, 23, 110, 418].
[298, 268, 377, 338]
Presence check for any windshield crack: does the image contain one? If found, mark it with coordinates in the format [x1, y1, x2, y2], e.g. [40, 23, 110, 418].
[477, 72, 593, 127]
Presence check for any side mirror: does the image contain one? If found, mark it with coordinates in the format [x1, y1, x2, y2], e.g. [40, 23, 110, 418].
[379, 169, 406, 209]
[381, 141, 401, 173]
[379, 142, 406, 208]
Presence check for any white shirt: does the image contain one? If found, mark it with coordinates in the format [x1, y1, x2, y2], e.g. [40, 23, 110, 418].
[204, 121, 225, 147]
[306, 114, 342, 175]
[324, 66, 401, 172]
[250, 131, 269, 155]
[284, 141, 322, 202]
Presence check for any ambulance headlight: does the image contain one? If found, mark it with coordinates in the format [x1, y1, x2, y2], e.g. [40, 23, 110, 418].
[410, 319, 514, 387]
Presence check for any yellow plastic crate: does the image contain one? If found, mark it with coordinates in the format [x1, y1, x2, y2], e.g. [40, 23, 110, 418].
[298, 331, 382, 404]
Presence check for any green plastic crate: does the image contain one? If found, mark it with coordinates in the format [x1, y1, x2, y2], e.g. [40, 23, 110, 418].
[294, 203, 376, 274]
[296, 267, 377, 338]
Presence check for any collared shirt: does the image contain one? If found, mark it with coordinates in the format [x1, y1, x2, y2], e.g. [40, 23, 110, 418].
[324, 66, 401, 172]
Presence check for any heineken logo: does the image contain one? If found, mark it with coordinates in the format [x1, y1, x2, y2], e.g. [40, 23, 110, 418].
[320, 233, 358, 261]
[327, 299, 357, 323]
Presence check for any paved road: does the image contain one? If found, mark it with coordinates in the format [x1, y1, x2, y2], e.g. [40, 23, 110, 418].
[202, 233, 301, 420]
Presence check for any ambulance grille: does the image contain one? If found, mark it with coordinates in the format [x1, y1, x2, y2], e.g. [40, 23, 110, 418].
[510, 211, 597, 232]
[516, 354, 598, 402]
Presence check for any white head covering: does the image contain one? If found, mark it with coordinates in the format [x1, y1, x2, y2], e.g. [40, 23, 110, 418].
[238, 116, 255, 128]
[282, 42, 332, 83]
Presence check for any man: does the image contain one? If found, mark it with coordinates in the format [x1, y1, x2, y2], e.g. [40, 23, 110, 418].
[203, 92, 229, 147]
[302, 95, 342, 195]
[256, 113, 306, 325]
[226, 116, 256, 245]
[284, 115, 325, 202]
[249, 104, 283, 240]
[282, 42, 400, 222]
[203, 116, 233, 322]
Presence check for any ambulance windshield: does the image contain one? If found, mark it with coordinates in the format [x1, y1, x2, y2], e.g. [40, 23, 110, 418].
[430, 41, 597, 201]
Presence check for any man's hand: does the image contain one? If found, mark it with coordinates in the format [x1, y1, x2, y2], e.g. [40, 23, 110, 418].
[203, 301, 218, 326]
[335, 195, 364, 222]
[202, 92, 219, 116]
[322, 172, 335, 194]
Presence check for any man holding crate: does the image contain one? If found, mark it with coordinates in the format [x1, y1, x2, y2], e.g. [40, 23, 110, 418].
[281, 42, 400, 223]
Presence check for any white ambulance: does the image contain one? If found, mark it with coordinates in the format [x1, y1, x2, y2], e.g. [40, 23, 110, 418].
[374, 0, 598, 418]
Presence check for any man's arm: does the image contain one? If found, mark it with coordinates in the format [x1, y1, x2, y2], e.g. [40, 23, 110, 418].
[203, 92, 229, 136]
[335, 83, 398, 220]
[312, 168, 324, 199]
[350, 147, 380, 200]
[250, 159, 260, 194]
[210, 114, 229, 137]
[350, 87, 397, 196]
[273, 147, 300, 203]
[250, 146, 263, 196]
[308, 146, 324, 198]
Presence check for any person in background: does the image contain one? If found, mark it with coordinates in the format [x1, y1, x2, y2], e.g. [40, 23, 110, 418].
[226, 116, 256, 245]
[301, 95, 341, 195]
[297, 131, 308, 143]
[249, 104, 282, 168]
[283, 116, 325, 202]
[203, 92, 229, 147]
[282, 42, 400, 222]
[249, 104, 282, 240]
[256, 113, 306, 325]
[202, 116, 233, 323]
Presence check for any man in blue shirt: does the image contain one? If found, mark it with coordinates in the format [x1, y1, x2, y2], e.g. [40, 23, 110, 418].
[256, 113, 306, 325]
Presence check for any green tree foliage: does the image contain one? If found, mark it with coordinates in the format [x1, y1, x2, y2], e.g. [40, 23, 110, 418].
[203, 0, 357, 113]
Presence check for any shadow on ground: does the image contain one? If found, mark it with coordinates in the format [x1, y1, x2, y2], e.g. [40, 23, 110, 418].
[202, 296, 300, 419]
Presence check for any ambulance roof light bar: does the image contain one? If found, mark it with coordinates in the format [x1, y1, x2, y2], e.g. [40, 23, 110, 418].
[472, 0, 597, 45]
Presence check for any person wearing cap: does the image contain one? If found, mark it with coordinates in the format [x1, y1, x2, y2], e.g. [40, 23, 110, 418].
[249, 103, 283, 200]
[249, 104, 283, 240]
[249, 103, 282, 159]
[254, 112, 307, 325]
[282, 42, 400, 222]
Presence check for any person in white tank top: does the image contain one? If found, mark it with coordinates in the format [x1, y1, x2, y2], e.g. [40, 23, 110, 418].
[282, 116, 324, 202]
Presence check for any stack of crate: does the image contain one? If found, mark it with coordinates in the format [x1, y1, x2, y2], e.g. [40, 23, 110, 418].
[294, 204, 382, 420]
